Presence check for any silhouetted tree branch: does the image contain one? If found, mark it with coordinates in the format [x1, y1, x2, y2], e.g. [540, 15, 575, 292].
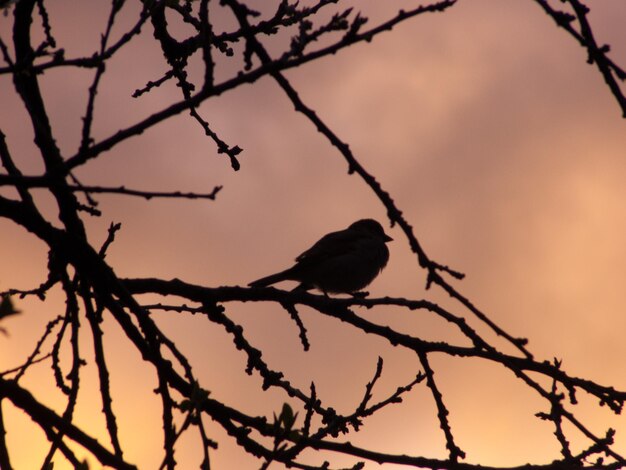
[0, 0, 625, 468]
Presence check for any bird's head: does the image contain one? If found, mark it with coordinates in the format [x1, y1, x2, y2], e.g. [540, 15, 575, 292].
[349, 219, 393, 242]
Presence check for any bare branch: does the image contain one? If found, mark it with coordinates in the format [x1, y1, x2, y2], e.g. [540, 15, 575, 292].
[0, 377, 137, 469]
[1, 0, 625, 468]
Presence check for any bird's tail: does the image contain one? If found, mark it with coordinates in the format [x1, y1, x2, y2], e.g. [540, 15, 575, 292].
[248, 269, 292, 288]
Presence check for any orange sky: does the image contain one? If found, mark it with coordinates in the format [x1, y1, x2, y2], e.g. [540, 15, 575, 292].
[1, 0, 626, 468]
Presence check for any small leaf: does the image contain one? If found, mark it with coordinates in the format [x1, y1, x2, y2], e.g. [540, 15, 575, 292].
[278, 403, 298, 432]
[76, 460, 90, 470]
[0, 294, 20, 320]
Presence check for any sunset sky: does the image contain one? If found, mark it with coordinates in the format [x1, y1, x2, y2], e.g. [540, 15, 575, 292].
[1, 0, 626, 468]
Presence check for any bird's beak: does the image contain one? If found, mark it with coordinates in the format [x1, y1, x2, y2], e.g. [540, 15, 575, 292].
[384, 234, 393, 242]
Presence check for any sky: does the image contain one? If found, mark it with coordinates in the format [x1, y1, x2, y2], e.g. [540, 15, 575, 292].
[1, 0, 626, 468]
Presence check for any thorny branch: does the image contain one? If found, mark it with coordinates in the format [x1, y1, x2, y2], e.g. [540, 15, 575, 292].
[532, 0, 626, 117]
[0, 0, 625, 469]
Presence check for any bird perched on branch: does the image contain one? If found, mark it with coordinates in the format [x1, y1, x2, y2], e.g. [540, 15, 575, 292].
[249, 219, 392, 295]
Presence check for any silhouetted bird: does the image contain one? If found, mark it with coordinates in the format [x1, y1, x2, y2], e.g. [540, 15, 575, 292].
[249, 219, 392, 294]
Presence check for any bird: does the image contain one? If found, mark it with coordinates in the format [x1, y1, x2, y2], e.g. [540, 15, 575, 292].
[249, 219, 392, 294]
